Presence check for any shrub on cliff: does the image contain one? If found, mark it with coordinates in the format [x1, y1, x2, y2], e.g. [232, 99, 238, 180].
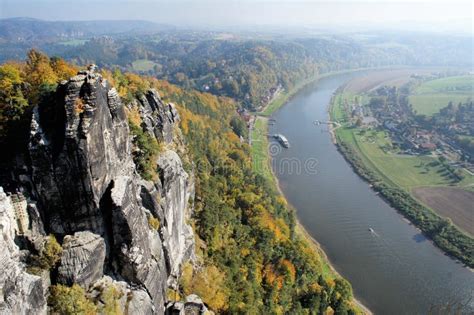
[40, 234, 62, 269]
[27, 234, 62, 275]
[128, 120, 162, 181]
[48, 284, 96, 315]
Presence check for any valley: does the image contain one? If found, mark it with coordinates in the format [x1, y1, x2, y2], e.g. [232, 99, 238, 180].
[0, 10, 473, 314]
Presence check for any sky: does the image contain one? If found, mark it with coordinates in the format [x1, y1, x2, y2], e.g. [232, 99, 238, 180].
[1, 0, 473, 33]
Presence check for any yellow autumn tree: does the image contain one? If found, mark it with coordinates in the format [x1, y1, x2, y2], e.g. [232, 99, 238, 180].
[50, 57, 78, 81]
[279, 259, 296, 283]
[0, 63, 28, 136]
[24, 49, 58, 104]
[25, 49, 58, 86]
[48, 284, 97, 315]
[101, 286, 124, 315]
[125, 73, 150, 96]
[180, 263, 229, 312]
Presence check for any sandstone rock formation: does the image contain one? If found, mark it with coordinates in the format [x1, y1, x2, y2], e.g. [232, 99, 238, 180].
[0, 66, 196, 314]
[0, 188, 48, 314]
[57, 231, 106, 287]
[166, 294, 213, 315]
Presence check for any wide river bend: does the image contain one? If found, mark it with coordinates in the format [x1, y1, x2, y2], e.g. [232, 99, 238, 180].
[269, 72, 474, 314]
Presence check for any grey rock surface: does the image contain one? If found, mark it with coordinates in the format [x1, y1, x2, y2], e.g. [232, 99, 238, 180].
[139, 89, 180, 144]
[108, 175, 169, 311]
[58, 231, 106, 287]
[166, 294, 213, 315]
[23, 67, 196, 313]
[89, 275, 156, 315]
[0, 188, 47, 315]
[157, 150, 195, 286]
[127, 288, 156, 315]
[29, 69, 132, 235]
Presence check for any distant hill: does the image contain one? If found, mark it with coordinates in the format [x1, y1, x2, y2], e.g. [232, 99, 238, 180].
[0, 18, 472, 110]
[0, 17, 173, 43]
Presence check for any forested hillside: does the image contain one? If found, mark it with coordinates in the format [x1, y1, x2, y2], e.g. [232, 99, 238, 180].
[1, 19, 472, 110]
[51, 34, 474, 110]
[0, 50, 361, 314]
[152, 80, 360, 314]
[104, 59, 361, 313]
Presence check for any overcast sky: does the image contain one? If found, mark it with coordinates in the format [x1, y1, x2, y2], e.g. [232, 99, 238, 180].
[1, 0, 472, 33]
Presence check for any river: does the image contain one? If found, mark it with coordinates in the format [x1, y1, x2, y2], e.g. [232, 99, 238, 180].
[269, 72, 474, 314]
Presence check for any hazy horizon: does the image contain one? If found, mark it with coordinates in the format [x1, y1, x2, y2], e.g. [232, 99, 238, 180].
[1, 0, 473, 34]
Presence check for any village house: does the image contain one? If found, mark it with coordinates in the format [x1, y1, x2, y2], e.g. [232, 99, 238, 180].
[419, 142, 437, 152]
[361, 116, 378, 127]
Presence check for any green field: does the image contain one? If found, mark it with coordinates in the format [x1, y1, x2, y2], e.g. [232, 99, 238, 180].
[343, 128, 472, 189]
[409, 75, 474, 116]
[59, 39, 88, 46]
[332, 94, 474, 191]
[250, 118, 276, 185]
[131, 59, 158, 72]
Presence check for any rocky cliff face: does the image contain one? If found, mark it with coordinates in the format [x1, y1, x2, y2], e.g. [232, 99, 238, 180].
[0, 187, 48, 314]
[0, 67, 197, 314]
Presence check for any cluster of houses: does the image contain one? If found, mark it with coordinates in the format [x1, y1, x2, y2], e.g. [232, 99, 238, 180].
[349, 92, 473, 175]
[258, 85, 282, 110]
[237, 108, 255, 125]
[351, 103, 378, 127]
[245, 84, 283, 112]
[351, 100, 445, 156]
[383, 120, 439, 154]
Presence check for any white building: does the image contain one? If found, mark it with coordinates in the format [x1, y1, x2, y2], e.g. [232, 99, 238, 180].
[10, 193, 29, 235]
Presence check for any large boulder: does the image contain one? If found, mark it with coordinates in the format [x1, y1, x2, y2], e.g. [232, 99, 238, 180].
[166, 295, 213, 315]
[127, 288, 155, 315]
[89, 275, 155, 315]
[57, 231, 106, 287]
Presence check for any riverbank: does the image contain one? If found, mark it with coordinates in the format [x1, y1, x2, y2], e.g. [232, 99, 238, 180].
[250, 117, 276, 185]
[253, 120, 373, 313]
[294, 221, 373, 315]
[251, 68, 375, 179]
[328, 91, 474, 268]
[251, 71, 374, 314]
[256, 67, 399, 117]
